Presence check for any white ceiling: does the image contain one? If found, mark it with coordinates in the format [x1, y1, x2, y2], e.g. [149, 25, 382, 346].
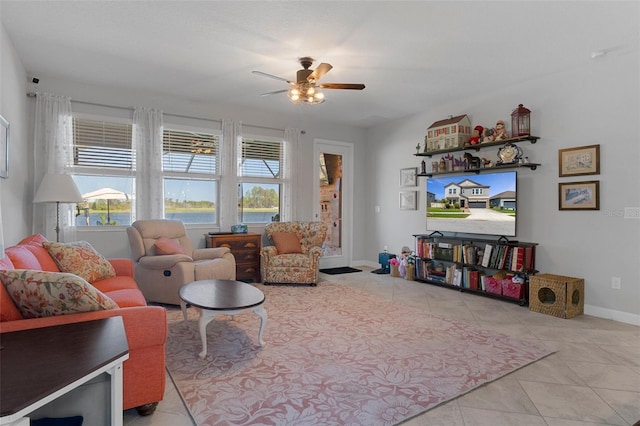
[1, 1, 637, 128]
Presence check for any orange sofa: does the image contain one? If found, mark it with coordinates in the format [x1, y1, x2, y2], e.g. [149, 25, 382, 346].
[0, 234, 167, 416]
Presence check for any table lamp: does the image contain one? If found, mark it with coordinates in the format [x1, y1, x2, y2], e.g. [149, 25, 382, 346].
[33, 173, 84, 242]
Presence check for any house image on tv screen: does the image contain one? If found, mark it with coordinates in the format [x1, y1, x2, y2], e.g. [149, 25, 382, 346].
[490, 190, 516, 210]
[444, 179, 489, 208]
[443, 179, 516, 210]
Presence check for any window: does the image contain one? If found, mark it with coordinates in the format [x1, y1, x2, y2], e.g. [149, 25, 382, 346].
[71, 117, 133, 226]
[163, 128, 220, 224]
[238, 137, 284, 223]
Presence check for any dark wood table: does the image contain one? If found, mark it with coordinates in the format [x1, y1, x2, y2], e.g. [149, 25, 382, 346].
[0, 317, 129, 426]
[179, 279, 267, 359]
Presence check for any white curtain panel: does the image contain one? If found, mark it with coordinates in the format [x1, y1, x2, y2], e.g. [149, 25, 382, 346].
[219, 119, 241, 230]
[32, 93, 76, 241]
[283, 128, 301, 221]
[133, 107, 164, 220]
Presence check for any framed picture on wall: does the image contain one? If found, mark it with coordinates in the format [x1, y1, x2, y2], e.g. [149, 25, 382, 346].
[400, 167, 417, 187]
[399, 191, 418, 210]
[0, 114, 8, 179]
[558, 144, 600, 177]
[559, 180, 599, 210]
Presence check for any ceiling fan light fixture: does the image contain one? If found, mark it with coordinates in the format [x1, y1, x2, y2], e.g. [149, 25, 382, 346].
[255, 57, 364, 105]
[288, 84, 325, 105]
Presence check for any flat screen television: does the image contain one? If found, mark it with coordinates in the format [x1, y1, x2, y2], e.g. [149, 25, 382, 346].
[426, 171, 517, 237]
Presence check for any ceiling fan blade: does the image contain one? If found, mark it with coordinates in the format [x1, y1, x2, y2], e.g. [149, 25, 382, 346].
[308, 63, 333, 82]
[260, 89, 289, 96]
[319, 83, 366, 90]
[252, 70, 293, 84]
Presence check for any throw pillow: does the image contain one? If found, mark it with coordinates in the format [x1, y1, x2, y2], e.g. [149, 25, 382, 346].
[155, 237, 185, 255]
[271, 232, 303, 254]
[0, 270, 118, 319]
[43, 241, 116, 283]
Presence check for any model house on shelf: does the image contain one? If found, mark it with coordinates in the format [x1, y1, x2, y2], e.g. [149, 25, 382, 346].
[425, 114, 472, 152]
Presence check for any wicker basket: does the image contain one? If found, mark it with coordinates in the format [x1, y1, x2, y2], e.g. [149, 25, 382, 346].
[529, 274, 584, 318]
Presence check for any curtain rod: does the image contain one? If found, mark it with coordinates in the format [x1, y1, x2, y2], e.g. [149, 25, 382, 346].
[26, 92, 289, 133]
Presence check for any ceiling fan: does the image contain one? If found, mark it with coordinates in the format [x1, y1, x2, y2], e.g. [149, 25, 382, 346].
[252, 57, 365, 105]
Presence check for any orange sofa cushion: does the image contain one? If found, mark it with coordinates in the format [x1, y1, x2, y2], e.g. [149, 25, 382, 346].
[271, 232, 303, 254]
[0, 256, 22, 322]
[4, 246, 44, 270]
[18, 233, 49, 245]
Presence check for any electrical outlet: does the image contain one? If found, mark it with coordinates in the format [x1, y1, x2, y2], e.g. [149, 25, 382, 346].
[611, 277, 621, 289]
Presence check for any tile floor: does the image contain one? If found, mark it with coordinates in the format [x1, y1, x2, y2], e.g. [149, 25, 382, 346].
[124, 268, 640, 425]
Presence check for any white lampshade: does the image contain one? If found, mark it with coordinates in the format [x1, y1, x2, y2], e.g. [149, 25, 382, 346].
[33, 173, 84, 204]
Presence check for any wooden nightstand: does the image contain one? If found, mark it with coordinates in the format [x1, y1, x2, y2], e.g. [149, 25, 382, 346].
[205, 233, 262, 283]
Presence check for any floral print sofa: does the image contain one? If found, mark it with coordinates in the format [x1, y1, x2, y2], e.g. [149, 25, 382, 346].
[261, 221, 328, 286]
[0, 234, 167, 416]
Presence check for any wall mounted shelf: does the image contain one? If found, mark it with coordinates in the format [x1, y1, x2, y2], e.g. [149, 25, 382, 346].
[418, 162, 540, 178]
[415, 135, 539, 158]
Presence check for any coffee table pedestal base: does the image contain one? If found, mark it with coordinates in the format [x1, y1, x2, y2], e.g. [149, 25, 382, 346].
[181, 302, 267, 359]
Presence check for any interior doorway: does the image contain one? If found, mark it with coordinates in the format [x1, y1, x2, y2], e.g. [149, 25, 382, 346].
[314, 140, 353, 269]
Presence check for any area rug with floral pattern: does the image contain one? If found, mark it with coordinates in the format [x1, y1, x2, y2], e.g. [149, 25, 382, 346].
[165, 282, 553, 425]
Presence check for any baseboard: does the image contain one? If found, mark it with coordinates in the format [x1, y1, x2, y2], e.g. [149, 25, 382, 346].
[584, 304, 640, 326]
[351, 260, 378, 269]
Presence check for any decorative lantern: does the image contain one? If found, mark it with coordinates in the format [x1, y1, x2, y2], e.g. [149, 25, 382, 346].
[511, 104, 531, 137]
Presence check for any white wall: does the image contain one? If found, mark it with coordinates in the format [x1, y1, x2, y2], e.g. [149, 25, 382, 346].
[365, 46, 640, 323]
[0, 24, 31, 245]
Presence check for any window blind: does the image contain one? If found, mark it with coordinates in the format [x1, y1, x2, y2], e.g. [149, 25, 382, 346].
[163, 129, 219, 174]
[73, 117, 133, 169]
[240, 138, 283, 178]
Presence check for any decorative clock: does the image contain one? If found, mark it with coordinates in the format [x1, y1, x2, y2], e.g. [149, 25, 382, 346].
[497, 142, 522, 165]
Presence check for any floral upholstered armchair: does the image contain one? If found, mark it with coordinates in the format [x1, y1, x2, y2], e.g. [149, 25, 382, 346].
[261, 221, 328, 286]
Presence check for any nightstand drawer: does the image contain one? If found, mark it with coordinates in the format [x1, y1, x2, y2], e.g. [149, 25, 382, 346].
[205, 233, 262, 283]
[207, 236, 260, 251]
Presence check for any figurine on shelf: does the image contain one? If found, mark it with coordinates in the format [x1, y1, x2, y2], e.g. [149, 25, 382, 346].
[416, 143, 421, 154]
[481, 157, 493, 168]
[439, 157, 446, 172]
[494, 120, 509, 141]
[420, 159, 426, 174]
[467, 125, 484, 145]
[463, 152, 482, 169]
[482, 127, 495, 142]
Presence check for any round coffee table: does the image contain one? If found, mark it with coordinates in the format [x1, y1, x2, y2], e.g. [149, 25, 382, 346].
[179, 279, 267, 359]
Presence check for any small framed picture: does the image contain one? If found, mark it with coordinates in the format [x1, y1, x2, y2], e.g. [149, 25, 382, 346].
[558, 144, 600, 177]
[399, 190, 418, 210]
[0, 114, 8, 179]
[400, 167, 417, 187]
[559, 181, 599, 210]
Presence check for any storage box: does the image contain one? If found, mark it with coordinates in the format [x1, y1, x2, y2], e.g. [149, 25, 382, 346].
[502, 280, 525, 300]
[390, 265, 400, 278]
[485, 277, 502, 295]
[529, 274, 584, 318]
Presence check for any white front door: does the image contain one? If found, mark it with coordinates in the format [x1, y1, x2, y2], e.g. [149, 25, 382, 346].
[314, 139, 353, 269]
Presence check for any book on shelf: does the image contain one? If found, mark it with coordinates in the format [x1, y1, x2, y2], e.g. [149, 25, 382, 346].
[498, 245, 512, 270]
[454, 267, 462, 286]
[434, 246, 454, 262]
[481, 244, 493, 267]
[513, 246, 525, 272]
[524, 246, 535, 271]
